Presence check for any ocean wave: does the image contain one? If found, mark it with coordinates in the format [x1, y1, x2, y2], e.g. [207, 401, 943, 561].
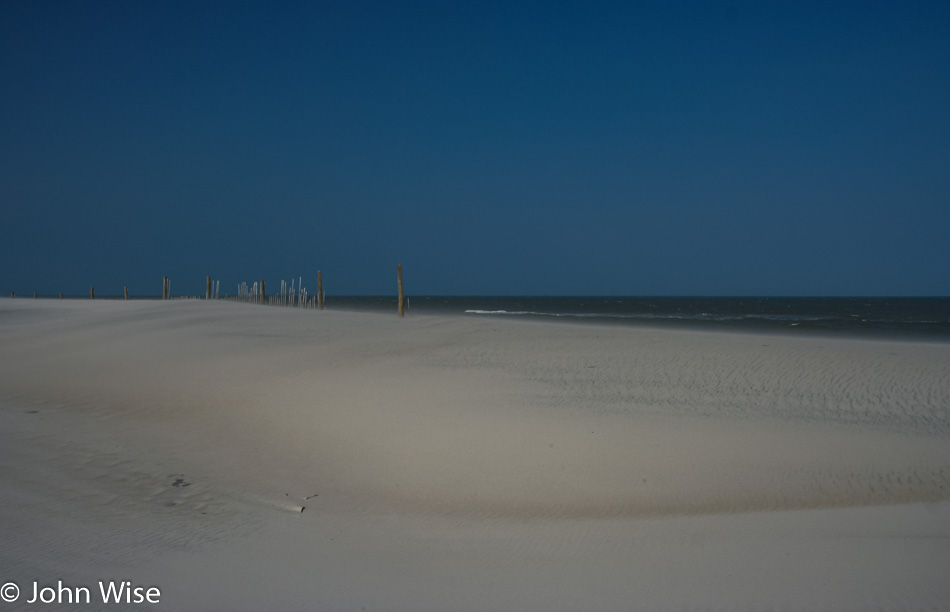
[463, 310, 842, 323]
[325, 297, 949, 338]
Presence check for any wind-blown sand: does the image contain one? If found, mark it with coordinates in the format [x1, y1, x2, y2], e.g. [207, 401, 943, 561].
[1, 299, 949, 610]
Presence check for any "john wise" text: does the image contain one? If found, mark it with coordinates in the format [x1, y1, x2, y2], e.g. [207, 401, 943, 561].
[24, 580, 160, 605]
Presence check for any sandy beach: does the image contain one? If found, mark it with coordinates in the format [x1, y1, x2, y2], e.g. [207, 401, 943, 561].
[1, 299, 949, 611]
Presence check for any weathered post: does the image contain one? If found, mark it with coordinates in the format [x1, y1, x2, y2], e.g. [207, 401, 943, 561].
[260, 279, 266, 305]
[397, 263, 405, 318]
[162, 276, 169, 300]
[34, 292, 37, 299]
[124, 286, 129, 300]
[90, 287, 95, 299]
[59, 292, 63, 299]
[10, 292, 13, 298]
[317, 270, 324, 310]
[206, 276, 211, 300]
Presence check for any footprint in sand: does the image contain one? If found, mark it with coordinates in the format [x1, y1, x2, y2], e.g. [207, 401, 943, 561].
[170, 476, 191, 487]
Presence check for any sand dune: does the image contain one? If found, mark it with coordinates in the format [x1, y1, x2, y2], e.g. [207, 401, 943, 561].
[2, 299, 949, 610]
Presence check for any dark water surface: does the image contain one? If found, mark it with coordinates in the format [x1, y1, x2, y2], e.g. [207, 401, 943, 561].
[325, 296, 950, 340]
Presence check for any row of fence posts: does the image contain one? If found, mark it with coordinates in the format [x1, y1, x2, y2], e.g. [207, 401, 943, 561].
[11, 289, 111, 300]
[7, 263, 407, 316]
[12, 283, 159, 300]
[229, 276, 321, 308]
[9, 277, 179, 302]
[223, 264, 405, 316]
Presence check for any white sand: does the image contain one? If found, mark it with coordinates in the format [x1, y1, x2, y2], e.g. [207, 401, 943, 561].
[1, 299, 949, 610]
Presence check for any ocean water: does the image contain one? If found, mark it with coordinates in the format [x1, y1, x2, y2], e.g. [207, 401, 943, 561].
[324, 296, 950, 340]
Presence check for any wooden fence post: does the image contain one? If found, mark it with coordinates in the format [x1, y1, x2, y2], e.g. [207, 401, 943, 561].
[124, 286, 129, 300]
[397, 263, 404, 318]
[206, 276, 211, 300]
[162, 276, 168, 300]
[90, 287, 95, 299]
[59, 293, 63, 299]
[260, 279, 266, 305]
[317, 270, 324, 309]
[34, 292, 37, 299]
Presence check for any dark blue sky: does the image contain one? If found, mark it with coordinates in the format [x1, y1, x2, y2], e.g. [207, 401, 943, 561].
[2, 1, 949, 296]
